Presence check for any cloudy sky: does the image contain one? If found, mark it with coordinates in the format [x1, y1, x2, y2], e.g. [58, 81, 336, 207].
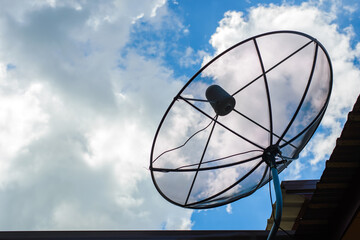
[0, 0, 359, 231]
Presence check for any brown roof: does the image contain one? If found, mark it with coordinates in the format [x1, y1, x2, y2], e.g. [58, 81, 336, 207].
[293, 94, 360, 239]
[266, 179, 318, 231]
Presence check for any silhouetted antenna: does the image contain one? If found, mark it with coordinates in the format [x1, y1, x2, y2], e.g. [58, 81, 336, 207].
[150, 31, 332, 240]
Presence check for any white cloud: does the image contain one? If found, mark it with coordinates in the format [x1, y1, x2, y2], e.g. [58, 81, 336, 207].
[0, 0, 192, 230]
[179, 47, 208, 68]
[226, 204, 232, 214]
[151, 0, 166, 17]
[343, 4, 358, 15]
[285, 159, 304, 180]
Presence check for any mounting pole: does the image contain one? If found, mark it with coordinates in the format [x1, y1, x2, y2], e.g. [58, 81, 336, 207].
[263, 145, 283, 240]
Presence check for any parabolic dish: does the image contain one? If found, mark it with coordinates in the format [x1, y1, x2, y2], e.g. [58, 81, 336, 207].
[150, 31, 332, 209]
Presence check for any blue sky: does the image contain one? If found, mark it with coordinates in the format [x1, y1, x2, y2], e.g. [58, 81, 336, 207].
[0, 0, 359, 231]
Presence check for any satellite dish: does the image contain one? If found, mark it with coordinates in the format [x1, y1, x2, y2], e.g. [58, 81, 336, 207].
[150, 30, 332, 238]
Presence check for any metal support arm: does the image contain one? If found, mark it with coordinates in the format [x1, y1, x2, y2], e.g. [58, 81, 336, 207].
[263, 145, 283, 240]
[267, 165, 283, 240]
